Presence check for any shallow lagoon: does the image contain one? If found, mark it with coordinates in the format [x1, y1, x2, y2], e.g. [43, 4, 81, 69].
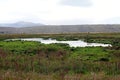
[8, 38, 111, 47]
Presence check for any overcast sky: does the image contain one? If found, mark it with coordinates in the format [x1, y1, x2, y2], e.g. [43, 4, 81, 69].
[0, 0, 120, 25]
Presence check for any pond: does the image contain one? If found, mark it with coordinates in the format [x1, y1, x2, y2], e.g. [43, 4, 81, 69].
[6, 38, 111, 47]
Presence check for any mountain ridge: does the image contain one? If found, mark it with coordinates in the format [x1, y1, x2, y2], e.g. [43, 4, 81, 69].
[0, 21, 44, 27]
[0, 24, 120, 34]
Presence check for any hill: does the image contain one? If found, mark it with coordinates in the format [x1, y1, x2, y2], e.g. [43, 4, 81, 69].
[0, 21, 44, 28]
[18, 25, 120, 34]
[0, 25, 120, 34]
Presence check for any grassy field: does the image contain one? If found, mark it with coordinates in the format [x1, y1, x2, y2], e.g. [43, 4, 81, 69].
[0, 33, 120, 80]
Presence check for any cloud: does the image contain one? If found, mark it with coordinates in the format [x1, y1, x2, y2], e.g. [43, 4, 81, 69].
[0, 0, 120, 25]
[101, 17, 120, 24]
[51, 19, 93, 25]
[60, 0, 92, 7]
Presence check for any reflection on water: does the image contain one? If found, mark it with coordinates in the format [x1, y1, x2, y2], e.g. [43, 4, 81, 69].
[7, 38, 111, 47]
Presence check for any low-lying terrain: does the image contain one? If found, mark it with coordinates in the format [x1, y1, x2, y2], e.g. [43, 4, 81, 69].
[0, 33, 120, 80]
[0, 25, 120, 34]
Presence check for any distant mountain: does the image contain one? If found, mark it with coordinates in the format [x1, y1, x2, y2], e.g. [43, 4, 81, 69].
[0, 25, 120, 34]
[0, 21, 44, 27]
[0, 27, 18, 34]
[18, 25, 120, 34]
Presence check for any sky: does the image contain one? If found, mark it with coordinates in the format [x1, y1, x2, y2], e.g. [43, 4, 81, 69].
[0, 0, 120, 25]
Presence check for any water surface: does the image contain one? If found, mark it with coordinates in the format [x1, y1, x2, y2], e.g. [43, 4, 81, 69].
[14, 38, 111, 47]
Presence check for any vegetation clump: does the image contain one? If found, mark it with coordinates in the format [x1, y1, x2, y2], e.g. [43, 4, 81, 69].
[0, 33, 120, 79]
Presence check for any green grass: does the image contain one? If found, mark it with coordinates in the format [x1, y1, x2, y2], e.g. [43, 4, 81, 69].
[0, 41, 119, 74]
[70, 47, 110, 61]
[0, 41, 40, 54]
[0, 33, 120, 79]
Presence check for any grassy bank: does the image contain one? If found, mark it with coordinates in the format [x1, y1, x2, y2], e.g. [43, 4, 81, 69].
[0, 33, 120, 40]
[0, 33, 120, 80]
[0, 40, 120, 79]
